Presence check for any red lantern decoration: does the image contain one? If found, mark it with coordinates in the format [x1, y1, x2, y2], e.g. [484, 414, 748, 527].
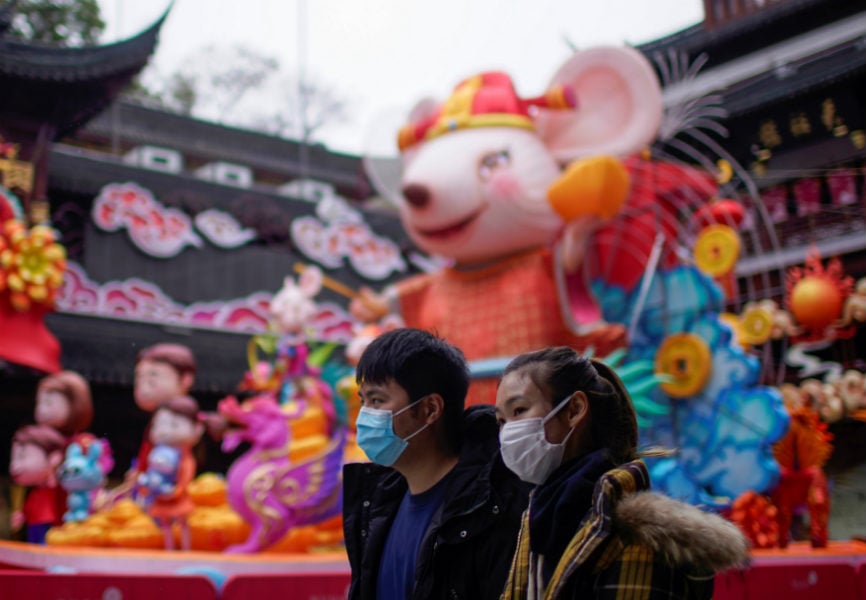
[694, 198, 746, 229]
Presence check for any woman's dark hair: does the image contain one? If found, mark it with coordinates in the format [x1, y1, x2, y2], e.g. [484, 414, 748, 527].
[502, 346, 638, 464]
[355, 328, 469, 454]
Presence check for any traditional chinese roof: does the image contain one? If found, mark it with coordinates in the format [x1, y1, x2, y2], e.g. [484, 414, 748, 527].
[719, 37, 866, 118]
[636, 0, 866, 118]
[70, 100, 374, 200]
[0, 6, 168, 138]
[637, 0, 863, 71]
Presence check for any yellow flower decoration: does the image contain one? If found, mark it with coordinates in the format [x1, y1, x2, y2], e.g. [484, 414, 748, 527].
[0, 219, 67, 312]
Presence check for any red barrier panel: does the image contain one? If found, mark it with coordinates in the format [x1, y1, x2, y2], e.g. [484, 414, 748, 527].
[222, 572, 351, 600]
[739, 562, 860, 599]
[0, 570, 218, 600]
[712, 569, 747, 600]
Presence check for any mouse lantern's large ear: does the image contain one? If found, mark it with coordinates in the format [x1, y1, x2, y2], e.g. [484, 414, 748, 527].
[535, 46, 663, 163]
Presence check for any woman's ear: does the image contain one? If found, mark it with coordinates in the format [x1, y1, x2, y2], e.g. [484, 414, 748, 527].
[566, 391, 590, 429]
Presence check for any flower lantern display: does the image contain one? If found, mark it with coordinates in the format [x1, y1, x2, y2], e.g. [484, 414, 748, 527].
[0, 220, 66, 310]
[0, 219, 67, 373]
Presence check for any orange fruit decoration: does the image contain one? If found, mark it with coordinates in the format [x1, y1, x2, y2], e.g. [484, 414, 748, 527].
[789, 276, 845, 330]
[786, 252, 853, 331]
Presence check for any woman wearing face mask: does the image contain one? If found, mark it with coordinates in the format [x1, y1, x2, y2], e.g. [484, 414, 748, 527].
[342, 328, 530, 600]
[495, 347, 749, 600]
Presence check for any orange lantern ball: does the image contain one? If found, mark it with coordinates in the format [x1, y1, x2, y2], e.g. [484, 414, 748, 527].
[789, 276, 845, 330]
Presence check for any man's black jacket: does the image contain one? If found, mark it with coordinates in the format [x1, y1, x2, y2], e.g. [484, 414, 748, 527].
[343, 404, 531, 600]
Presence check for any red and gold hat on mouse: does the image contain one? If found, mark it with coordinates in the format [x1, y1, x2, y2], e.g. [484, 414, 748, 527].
[397, 71, 576, 152]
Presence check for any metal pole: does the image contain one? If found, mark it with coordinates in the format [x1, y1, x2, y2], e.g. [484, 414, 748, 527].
[627, 233, 666, 341]
[297, 0, 309, 181]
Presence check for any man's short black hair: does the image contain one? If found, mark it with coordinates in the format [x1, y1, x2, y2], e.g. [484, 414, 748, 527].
[356, 328, 469, 454]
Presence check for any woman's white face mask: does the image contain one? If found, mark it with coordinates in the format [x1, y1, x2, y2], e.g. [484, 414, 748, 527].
[499, 394, 575, 485]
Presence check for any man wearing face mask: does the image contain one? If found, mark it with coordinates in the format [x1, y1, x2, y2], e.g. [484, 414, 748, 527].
[495, 347, 750, 599]
[342, 328, 530, 600]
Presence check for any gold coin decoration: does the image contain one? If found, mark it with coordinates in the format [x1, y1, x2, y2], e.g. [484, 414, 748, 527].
[655, 333, 713, 398]
[716, 159, 733, 184]
[739, 306, 774, 345]
[694, 224, 740, 277]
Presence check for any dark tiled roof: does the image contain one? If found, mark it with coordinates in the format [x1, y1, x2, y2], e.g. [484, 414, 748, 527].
[637, 0, 864, 71]
[0, 7, 167, 82]
[721, 37, 866, 117]
[75, 101, 373, 199]
[0, 8, 167, 137]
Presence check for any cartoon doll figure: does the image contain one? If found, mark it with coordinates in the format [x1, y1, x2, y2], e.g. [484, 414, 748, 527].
[34, 370, 93, 439]
[58, 440, 104, 523]
[130, 344, 196, 482]
[34, 370, 114, 486]
[9, 425, 67, 543]
[136, 444, 181, 507]
[146, 395, 203, 550]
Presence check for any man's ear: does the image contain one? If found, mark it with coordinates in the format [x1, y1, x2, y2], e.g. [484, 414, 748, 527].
[423, 394, 445, 424]
[567, 391, 590, 428]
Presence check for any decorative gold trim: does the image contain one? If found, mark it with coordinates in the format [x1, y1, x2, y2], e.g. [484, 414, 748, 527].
[0, 159, 34, 194]
[426, 114, 534, 142]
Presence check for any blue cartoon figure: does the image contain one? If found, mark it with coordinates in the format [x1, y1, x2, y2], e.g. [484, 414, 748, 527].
[58, 440, 104, 523]
[137, 444, 181, 501]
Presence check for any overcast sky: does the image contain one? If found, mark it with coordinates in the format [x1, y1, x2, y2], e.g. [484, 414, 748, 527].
[97, 0, 705, 155]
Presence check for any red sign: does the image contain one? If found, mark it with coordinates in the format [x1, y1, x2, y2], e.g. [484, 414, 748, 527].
[762, 186, 790, 222]
[0, 570, 218, 600]
[738, 562, 859, 599]
[222, 572, 351, 600]
[827, 169, 858, 206]
[793, 178, 822, 217]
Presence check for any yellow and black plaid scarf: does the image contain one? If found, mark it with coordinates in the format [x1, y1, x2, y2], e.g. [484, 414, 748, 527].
[501, 461, 648, 600]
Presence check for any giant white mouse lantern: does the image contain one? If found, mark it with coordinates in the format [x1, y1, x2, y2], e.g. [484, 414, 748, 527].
[353, 47, 701, 405]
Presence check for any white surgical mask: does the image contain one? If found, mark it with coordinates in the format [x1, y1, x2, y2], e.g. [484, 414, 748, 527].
[499, 394, 575, 485]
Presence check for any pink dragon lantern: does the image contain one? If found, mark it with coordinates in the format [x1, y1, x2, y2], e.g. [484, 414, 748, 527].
[218, 394, 345, 553]
[354, 47, 717, 405]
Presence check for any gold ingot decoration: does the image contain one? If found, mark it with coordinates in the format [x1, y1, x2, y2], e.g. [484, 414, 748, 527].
[0, 138, 34, 194]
